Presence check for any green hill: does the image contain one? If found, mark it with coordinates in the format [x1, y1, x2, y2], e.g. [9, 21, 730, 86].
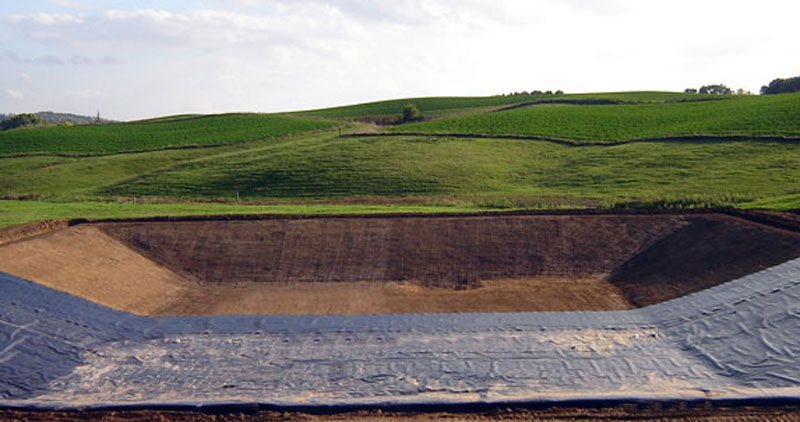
[1, 90, 799, 227]
[295, 91, 710, 121]
[0, 113, 338, 155]
[100, 136, 800, 209]
[391, 92, 800, 142]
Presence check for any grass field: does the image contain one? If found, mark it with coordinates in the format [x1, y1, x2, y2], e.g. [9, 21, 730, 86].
[92, 136, 799, 209]
[297, 91, 712, 121]
[0, 200, 481, 229]
[1, 90, 798, 226]
[392, 92, 800, 142]
[0, 145, 244, 200]
[0, 113, 338, 155]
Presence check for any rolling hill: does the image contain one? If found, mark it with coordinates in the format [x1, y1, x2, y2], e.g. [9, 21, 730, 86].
[1, 90, 799, 227]
[391, 92, 800, 142]
[0, 113, 338, 155]
[295, 91, 724, 122]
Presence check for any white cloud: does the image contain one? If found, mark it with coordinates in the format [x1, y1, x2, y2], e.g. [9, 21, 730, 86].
[3, 12, 84, 25]
[49, 0, 90, 8]
[0, 0, 798, 119]
[20, 72, 32, 81]
[4, 89, 24, 99]
[1, 51, 118, 66]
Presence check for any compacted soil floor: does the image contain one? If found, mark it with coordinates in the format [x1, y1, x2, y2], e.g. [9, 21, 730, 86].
[165, 276, 632, 315]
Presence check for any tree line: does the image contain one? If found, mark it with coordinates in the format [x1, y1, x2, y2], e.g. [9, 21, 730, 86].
[683, 84, 743, 95]
[0, 113, 46, 131]
[761, 76, 800, 95]
[685, 75, 800, 96]
[501, 90, 564, 97]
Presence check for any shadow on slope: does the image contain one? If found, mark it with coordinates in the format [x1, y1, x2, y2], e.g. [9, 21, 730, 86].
[609, 216, 800, 306]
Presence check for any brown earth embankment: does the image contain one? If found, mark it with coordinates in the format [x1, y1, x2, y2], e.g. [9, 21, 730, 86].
[99, 215, 684, 285]
[2, 212, 799, 316]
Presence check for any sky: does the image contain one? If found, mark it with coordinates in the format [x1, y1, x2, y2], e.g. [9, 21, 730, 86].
[0, 0, 798, 120]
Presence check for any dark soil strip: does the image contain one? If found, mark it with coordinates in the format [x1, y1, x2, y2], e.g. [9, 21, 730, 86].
[726, 209, 800, 233]
[68, 208, 800, 232]
[2, 401, 800, 421]
[0, 219, 68, 246]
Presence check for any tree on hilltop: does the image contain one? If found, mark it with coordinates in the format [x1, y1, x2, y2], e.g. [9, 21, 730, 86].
[698, 84, 732, 95]
[761, 76, 800, 95]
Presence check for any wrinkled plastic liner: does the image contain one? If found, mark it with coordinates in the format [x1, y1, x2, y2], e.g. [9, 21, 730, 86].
[2, 258, 800, 410]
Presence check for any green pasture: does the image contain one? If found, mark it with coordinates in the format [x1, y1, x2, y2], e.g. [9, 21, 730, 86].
[392, 92, 800, 142]
[0, 113, 338, 155]
[1, 90, 798, 227]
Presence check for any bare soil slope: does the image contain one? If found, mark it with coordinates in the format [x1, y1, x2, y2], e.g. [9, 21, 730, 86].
[2, 213, 799, 316]
[99, 215, 684, 285]
[0, 225, 192, 315]
[610, 215, 800, 306]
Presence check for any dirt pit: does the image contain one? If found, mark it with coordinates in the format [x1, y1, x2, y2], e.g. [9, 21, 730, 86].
[1, 213, 799, 316]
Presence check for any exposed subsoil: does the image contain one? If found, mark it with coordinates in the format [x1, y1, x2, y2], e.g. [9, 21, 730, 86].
[164, 277, 631, 316]
[0, 225, 191, 315]
[1, 213, 799, 316]
[99, 215, 684, 285]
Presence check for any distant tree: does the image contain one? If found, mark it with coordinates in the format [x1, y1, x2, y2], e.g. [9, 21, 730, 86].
[0, 113, 46, 131]
[698, 84, 732, 95]
[506, 89, 561, 96]
[760, 76, 800, 95]
[402, 103, 420, 122]
[684, 88, 698, 94]
[735, 88, 753, 96]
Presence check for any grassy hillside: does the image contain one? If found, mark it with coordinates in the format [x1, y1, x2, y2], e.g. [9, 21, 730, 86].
[296, 91, 709, 121]
[297, 95, 535, 120]
[99, 136, 800, 209]
[392, 93, 800, 142]
[1, 90, 798, 227]
[0, 113, 338, 155]
[0, 145, 244, 200]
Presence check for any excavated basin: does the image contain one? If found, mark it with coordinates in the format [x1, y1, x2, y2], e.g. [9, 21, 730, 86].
[2, 213, 799, 316]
